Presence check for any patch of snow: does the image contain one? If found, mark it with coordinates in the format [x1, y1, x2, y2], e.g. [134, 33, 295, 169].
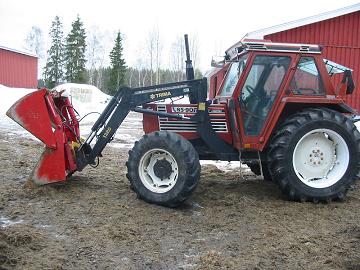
[200, 160, 245, 172]
[0, 84, 37, 139]
[53, 83, 110, 117]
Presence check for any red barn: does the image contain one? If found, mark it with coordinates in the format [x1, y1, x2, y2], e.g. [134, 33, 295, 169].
[0, 46, 38, 89]
[209, 3, 360, 112]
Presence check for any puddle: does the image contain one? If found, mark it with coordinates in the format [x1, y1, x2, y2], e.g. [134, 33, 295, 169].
[0, 216, 24, 228]
[191, 202, 204, 209]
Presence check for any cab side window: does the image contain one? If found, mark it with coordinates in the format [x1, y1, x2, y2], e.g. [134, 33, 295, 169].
[289, 57, 324, 95]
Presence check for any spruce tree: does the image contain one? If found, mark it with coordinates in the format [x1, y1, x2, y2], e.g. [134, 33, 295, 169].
[64, 15, 87, 83]
[43, 16, 64, 88]
[108, 31, 126, 95]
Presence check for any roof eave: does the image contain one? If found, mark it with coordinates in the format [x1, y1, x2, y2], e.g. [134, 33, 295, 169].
[245, 3, 360, 39]
[0, 45, 38, 58]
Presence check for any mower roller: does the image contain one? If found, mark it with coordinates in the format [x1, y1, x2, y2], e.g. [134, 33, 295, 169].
[7, 35, 360, 207]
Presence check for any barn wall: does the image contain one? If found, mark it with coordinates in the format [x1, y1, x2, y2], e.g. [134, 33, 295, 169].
[265, 11, 360, 111]
[0, 49, 38, 88]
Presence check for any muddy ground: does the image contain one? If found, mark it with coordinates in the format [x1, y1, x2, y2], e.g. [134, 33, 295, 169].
[0, 131, 360, 270]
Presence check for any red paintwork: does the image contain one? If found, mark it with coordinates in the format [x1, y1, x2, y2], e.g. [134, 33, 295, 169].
[6, 89, 57, 148]
[145, 47, 352, 153]
[0, 48, 38, 88]
[228, 51, 347, 151]
[264, 10, 360, 111]
[6, 89, 80, 184]
[208, 64, 229, 99]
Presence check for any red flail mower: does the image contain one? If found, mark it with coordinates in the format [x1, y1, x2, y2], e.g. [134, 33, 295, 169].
[7, 35, 360, 207]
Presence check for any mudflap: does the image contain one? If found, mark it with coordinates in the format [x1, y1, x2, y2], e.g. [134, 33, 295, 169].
[6, 88, 80, 185]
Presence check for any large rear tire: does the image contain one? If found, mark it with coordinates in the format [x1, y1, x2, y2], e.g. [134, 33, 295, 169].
[126, 131, 200, 207]
[268, 108, 360, 202]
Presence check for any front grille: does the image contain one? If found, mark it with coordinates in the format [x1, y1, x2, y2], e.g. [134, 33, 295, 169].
[157, 105, 228, 133]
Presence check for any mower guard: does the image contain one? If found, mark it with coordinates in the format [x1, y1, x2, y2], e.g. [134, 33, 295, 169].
[6, 88, 80, 185]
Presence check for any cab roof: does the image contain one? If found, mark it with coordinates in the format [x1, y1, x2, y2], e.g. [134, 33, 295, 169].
[225, 40, 322, 60]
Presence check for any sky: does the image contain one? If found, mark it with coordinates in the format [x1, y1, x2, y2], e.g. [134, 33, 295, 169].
[0, 0, 359, 73]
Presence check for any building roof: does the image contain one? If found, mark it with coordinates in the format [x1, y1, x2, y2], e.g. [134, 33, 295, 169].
[0, 45, 37, 58]
[245, 3, 360, 39]
[225, 3, 360, 59]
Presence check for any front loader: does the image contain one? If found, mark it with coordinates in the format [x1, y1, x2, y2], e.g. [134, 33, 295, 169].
[7, 35, 360, 207]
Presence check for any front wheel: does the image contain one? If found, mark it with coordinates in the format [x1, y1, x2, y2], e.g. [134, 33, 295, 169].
[126, 131, 200, 207]
[268, 108, 360, 202]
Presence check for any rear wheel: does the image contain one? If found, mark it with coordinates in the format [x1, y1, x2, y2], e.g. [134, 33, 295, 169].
[268, 108, 360, 202]
[126, 131, 200, 207]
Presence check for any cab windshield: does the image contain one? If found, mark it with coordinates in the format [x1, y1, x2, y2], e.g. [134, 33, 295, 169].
[219, 54, 248, 96]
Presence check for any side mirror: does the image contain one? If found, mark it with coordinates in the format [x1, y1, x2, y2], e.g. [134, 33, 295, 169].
[343, 70, 355, 94]
[211, 56, 225, 68]
[336, 70, 355, 96]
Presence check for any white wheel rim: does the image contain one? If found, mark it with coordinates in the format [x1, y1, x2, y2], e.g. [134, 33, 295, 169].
[292, 128, 349, 188]
[138, 148, 178, 193]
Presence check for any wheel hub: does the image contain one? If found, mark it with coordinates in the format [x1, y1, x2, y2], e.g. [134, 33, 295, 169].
[138, 149, 179, 193]
[293, 129, 349, 188]
[308, 148, 325, 167]
[153, 159, 173, 179]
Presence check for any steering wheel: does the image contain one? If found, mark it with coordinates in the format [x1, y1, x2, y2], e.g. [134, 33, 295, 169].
[245, 85, 263, 99]
[246, 85, 255, 94]
[242, 85, 262, 106]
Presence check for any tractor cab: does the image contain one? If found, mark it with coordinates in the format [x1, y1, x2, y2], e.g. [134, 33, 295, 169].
[217, 49, 293, 138]
[213, 40, 354, 150]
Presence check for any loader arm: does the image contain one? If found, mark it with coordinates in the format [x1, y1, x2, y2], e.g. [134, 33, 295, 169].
[75, 78, 211, 171]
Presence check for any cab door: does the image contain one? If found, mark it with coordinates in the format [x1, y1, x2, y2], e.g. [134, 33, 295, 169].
[234, 53, 293, 149]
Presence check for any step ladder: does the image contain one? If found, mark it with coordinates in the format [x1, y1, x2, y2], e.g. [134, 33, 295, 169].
[239, 151, 264, 180]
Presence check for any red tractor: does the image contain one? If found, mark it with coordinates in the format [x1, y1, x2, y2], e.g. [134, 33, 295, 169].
[8, 35, 360, 207]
